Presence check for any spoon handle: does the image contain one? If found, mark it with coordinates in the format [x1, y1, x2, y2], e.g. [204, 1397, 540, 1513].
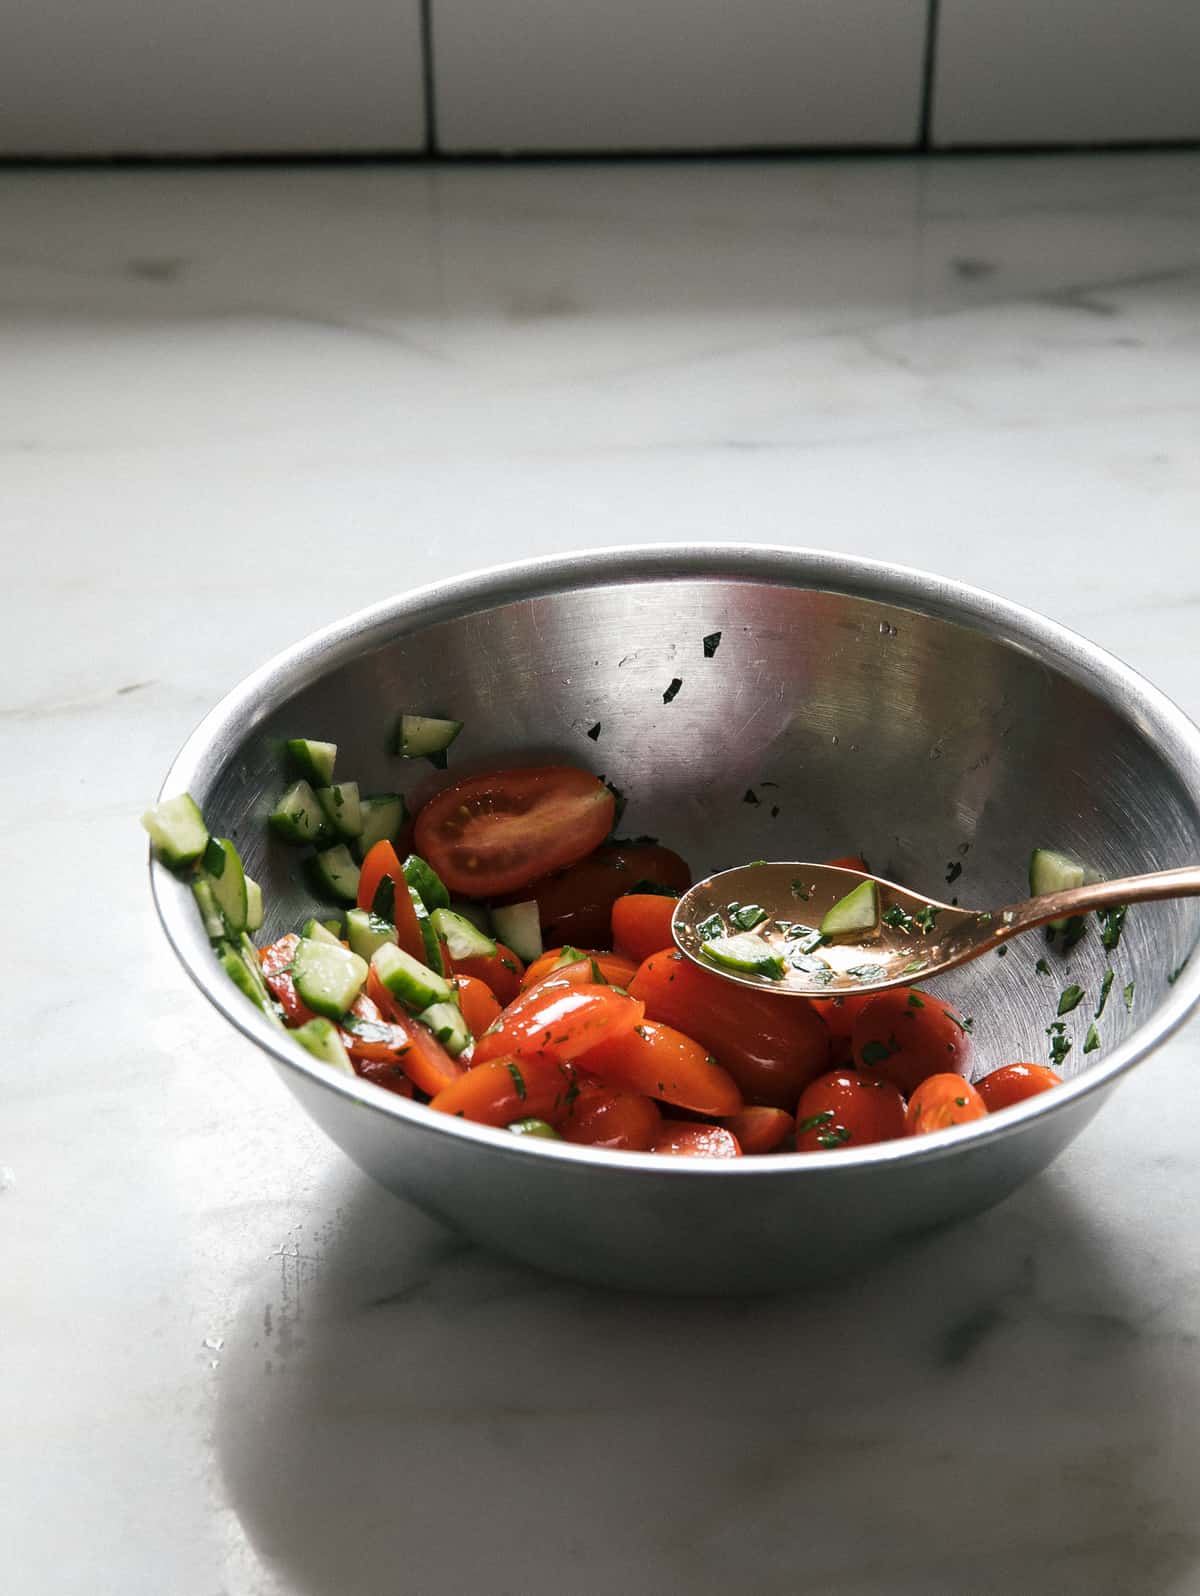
[1007, 864, 1200, 934]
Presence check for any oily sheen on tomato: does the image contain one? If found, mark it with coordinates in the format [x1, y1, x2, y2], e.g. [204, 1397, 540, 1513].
[500, 843, 692, 949]
[413, 766, 615, 898]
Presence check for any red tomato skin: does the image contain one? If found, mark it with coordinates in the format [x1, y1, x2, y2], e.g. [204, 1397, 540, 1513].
[260, 934, 317, 1025]
[795, 1070, 907, 1152]
[445, 942, 525, 1006]
[906, 1075, 988, 1135]
[505, 845, 692, 950]
[430, 1053, 576, 1127]
[611, 894, 680, 965]
[356, 840, 426, 962]
[414, 767, 615, 897]
[450, 974, 503, 1039]
[851, 988, 972, 1096]
[628, 949, 831, 1110]
[652, 1123, 742, 1159]
[578, 1020, 743, 1117]
[720, 1106, 794, 1155]
[521, 948, 639, 991]
[810, 991, 878, 1068]
[562, 1087, 662, 1151]
[826, 855, 868, 872]
[471, 979, 645, 1066]
[976, 1062, 1062, 1112]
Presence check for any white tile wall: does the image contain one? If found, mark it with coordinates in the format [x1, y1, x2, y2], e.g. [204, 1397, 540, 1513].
[934, 1, 1200, 147]
[431, 0, 928, 153]
[0, 0, 426, 155]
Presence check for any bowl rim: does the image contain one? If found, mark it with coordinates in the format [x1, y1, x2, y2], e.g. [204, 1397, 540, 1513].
[151, 541, 1200, 1178]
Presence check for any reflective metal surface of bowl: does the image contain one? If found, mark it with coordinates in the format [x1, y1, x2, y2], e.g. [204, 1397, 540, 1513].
[151, 546, 1200, 1293]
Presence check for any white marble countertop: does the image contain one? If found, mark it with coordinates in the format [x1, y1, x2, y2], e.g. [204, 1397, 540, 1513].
[6, 153, 1200, 1596]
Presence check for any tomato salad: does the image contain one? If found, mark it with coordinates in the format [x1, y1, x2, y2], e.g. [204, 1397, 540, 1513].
[143, 751, 1063, 1159]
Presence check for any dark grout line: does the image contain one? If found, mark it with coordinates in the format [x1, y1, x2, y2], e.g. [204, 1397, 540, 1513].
[919, 0, 941, 150]
[419, 0, 439, 154]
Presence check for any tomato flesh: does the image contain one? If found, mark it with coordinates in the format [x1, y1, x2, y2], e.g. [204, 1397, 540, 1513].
[413, 766, 615, 897]
[720, 1106, 794, 1155]
[521, 948, 639, 991]
[578, 1019, 742, 1116]
[450, 974, 503, 1039]
[430, 1053, 576, 1127]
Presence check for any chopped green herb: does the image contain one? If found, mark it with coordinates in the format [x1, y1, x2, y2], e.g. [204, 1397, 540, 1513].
[662, 678, 683, 705]
[945, 860, 962, 885]
[861, 1039, 897, 1066]
[1057, 985, 1084, 1016]
[743, 789, 760, 806]
[203, 836, 227, 878]
[790, 929, 828, 956]
[702, 631, 722, 658]
[901, 958, 929, 975]
[586, 722, 601, 741]
[1083, 1023, 1101, 1055]
[505, 1062, 527, 1101]
[1046, 1022, 1072, 1067]
[1035, 958, 1051, 976]
[625, 879, 679, 898]
[791, 879, 811, 901]
[817, 1127, 853, 1148]
[914, 905, 941, 934]
[882, 904, 916, 934]
[797, 1110, 836, 1133]
[976, 912, 992, 926]
[696, 912, 724, 941]
[499, 957, 518, 973]
[589, 959, 607, 984]
[907, 992, 925, 1009]
[847, 964, 887, 982]
[770, 805, 780, 819]
[1061, 915, 1089, 953]
[1095, 970, 1114, 1018]
[729, 903, 767, 932]
[788, 957, 834, 984]
[372, 874, 395, 924]
[954, 1097, 968, 1108]
[1168, 956, 1190, 986]
[1100, 906, 1128, 952]
[1123, 979, 1136, 1012]
[943, 1010, 974, 1035]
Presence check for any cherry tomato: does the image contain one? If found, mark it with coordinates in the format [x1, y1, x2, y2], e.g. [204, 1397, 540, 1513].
[364, 968, 466, 1095]
[628, 949, 831, 1109]
[521, 948, 639, 991]
[826, 854, 868, 872]
[444, 941, 525, 1006]
[906, 1075, 988, 1135]
[795, 1069, 907, 1152]
[578, 1020, 742, 1116]
[504, 845, 691, 949]
[720, 1106, 794, 1155]
[413, 766, 615, 898]
[611, 894, 679, 965]
[471, 978, 645, 1066]
[652, 1123, 742, 1158]
[562, 1086, 662, 1151]
[430, 1053, 576, 1127]
[450, 974, 502, 1039]
[357, 840, 426, 963]
[810, 990, 878, 1068]
[851, 987, 972, 1096]
[260, 933, 315, 1025]
[976, 1062, 1062, 1112]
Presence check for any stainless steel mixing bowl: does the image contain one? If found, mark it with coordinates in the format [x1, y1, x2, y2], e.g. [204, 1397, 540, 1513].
[151, 546, 1200, 1293]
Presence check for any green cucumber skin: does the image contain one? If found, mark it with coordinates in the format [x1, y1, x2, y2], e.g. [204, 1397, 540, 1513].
[429, 907, 496, 962]
[141, 792, 208, 869]
[286, 738, 337, 786]
[291, 939, 368, 1019]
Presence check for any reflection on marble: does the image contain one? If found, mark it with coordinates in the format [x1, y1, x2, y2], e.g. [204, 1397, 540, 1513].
[4, 153, 1200, 1594]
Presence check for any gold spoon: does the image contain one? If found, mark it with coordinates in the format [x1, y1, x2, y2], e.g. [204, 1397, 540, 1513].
[671, 861, 1200, 997]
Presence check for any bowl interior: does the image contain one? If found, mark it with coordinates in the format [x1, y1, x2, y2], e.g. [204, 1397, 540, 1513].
[184, 568, 1200, 1088]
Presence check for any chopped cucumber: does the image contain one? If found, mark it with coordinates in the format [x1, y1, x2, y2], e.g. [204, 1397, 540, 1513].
[354, 794, 407, 862]
[345, 907, 399, 963]
[429, 906, 496, 962]
[820, 879, 879, 940]
[418, 1001, 472, 1057]
[218, 933, 284, 1026]
[302, 916, 343, 946]
[269, 780, 330, 845]
[701, 932, 785, 979]
[394, 714, 463, 767]
[403, 853, 450, 912]
[316, 782, 363, 840]
[371, 943, 453, 1013]
[508, 1118, 561, 1139]
[308, 844, 361, 904]
[1029, 847, 1086, 931]
[286, 738, 337, 786]
[244, 874, 263, 934]
[192, 878, 226, 943]
[553, 946, 588, 969]
[291, 1017, 356, 1076]
[201, 836, 248, 934]
[408, 886, 446, 975]
[292, 938, 368, 1019]
[490, 901, 543, 963]
[142, 792, 208, 868]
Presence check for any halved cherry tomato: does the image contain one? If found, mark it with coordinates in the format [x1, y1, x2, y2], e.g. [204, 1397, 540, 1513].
[628, 949, 830, 1109]
[444, 941, 525, 1007]
[720, 1106, 794, 1155]
[826, 854, 868, 872]
[450, 974, 503, 1039]
[356, 840, 426, 962]
[364, 970, 466, 1095]
[502, 845, 691, 949]
[260, 933, 316, 1025]
[521, 948, 639, 991]
[413, 766, 615, 898]
[795, 1070, 907, 1152]
[810, 990, 878, 1068]
[429, 1052, 576, 1127]
[562, 1086, 662, 1151]
[471, 978, 645, 1066]
[906, 1074, 988, 1135]
[652, 1123, 742, 1158]
[976, 1062, 1062, 1112]
[578, 1020, 742, 1116]
[611, 893, 679, 965]
[851, 987, 972, 1096]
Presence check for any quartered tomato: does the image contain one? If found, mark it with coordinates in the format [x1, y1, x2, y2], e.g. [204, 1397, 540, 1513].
[471, 978, 645, 1066]
[720, 1106, 794, 1156]
[521, 947, 639, 991]
[356, 840, 426, 962]
[504, 845, 691, 949]
[851, 987, 973, 1096]
[906, 1075, 988, 1135]
[976, 1062, 1062, 1112]
[578, 1019, 743, 1116]
[562, 1086, 662, 1151]
[652, 1123, 742, 1159]
[628, 949, 830, 1109]
[444, 941, 525, 1006]
[449, 974, 503, 1039]
[795, 1070, 907, 1152]
[260, 933, 315, 1025]
[611, 893, 679, 965]
[430, 1052, 577, 1127]
[365, 968, 466, 1095]
[413, 766, 615, 898]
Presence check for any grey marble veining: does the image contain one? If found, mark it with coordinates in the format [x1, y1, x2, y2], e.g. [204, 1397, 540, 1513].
[3, 153, 1200, 1595]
